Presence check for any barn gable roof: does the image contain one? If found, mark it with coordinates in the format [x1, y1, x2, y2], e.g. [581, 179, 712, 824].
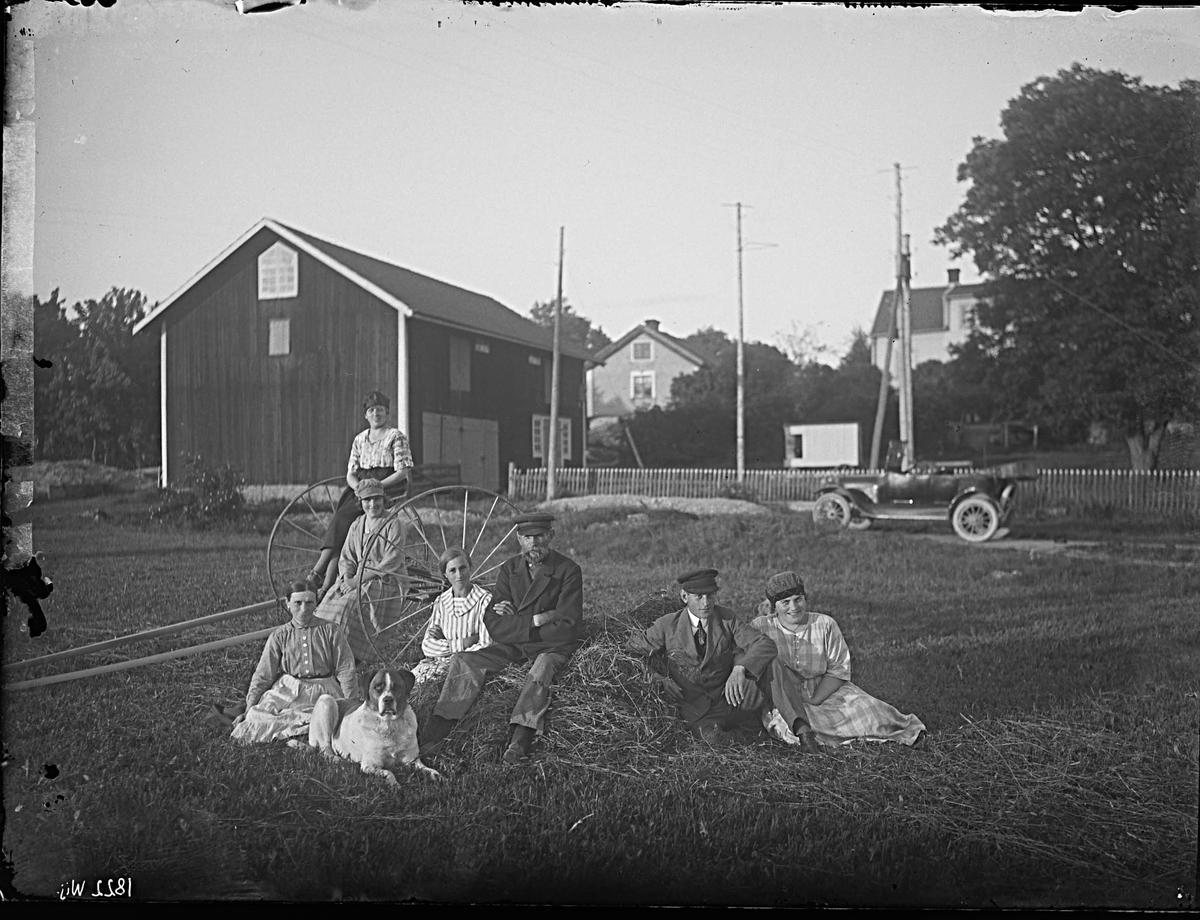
[133, 218, 594, 361]
[593, 321, 709, 366]
[868, 282, 988, 337]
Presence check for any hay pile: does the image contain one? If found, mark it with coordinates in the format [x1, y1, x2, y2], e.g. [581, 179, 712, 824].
[393, 590, 1197, 887]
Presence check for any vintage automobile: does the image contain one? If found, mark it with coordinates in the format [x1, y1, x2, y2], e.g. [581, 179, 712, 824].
[812, 442, 1035, 543]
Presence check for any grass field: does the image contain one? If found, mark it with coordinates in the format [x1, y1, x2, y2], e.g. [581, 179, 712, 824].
[3, 494, 1198, 906]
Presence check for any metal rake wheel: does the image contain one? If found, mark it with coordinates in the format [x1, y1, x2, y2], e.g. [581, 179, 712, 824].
[266, 476, 407, 601]
[353, 485, 522, 666]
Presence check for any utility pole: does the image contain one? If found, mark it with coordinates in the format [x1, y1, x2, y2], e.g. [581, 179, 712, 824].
[546, 227, 564, 501]
[870, 163, 905, 469]
[899, 233, 915, 468]
[735, 203, 746, 482]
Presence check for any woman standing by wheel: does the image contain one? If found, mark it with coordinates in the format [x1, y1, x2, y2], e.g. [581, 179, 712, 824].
[310, 390, 412, 596]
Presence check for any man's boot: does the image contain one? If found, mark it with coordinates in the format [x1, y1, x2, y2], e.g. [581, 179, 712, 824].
[503, 724, 536, 764]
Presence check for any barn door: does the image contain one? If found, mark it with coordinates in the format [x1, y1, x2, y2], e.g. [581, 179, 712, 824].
[421, 412, 500, 491]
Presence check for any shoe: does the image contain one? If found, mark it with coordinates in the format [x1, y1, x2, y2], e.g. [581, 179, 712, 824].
[797, 730, 823, 755]
[418, 714, 458, 758]
[503, 725, 536, 764]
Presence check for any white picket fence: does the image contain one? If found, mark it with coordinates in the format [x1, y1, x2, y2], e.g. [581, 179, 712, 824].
[507, 466, 1200, 521]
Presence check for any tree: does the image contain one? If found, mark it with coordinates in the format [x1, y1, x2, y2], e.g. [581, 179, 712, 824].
[34, 287, 159, 467]
[529, 298, 612, 353]
[935, 65, 1200, 469]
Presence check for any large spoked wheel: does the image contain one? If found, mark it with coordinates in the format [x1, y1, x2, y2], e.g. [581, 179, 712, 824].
[813, 492, 853, 530]
[951, 495, 1001, 543]
[266, 477, 407, 600]
[352, 486, 522, 667]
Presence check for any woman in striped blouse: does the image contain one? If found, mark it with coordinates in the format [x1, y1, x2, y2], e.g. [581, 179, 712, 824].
[311, 390, 413, 597]
[411, 547, 492, 686]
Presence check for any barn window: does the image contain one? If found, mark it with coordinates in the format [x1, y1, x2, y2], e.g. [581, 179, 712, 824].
[268, 318, 291, 356]
[632, 340, 653, 361]
[532, 415, 572, 461]
[474, 341, 490, 354]
[631, 371, 655, 400]
[450, 336, 471, 392]
[258, 242, 298, 299]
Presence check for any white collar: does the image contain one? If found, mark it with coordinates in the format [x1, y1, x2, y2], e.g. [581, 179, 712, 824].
[687, 611, 712, 631]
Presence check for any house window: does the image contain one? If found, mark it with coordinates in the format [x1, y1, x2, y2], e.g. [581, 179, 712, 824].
[632, 340, 653, 361]
[960, 303, 974, 328]
[450, 336, 471, 392]
[532, 415, 572, 462]
[792, 434, 804, 459]
[258, 242, 298, 299]
[631, 371, 655, 400]
[268, 318, 291, 356]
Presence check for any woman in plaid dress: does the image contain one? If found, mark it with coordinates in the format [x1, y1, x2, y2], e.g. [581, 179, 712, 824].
[752, 571, 925, 751]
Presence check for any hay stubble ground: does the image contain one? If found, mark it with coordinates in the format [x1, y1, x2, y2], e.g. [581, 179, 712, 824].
[2, 493, 1197, 905]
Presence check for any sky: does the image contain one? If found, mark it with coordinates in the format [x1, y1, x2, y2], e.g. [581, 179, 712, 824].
[18, 1, 1200, 364]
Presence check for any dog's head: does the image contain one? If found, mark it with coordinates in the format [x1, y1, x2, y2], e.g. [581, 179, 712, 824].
[363, 668, 415, 720]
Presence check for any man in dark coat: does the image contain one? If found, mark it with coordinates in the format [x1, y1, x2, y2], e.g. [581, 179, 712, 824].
[419, 512, 584, 763]
[628, 568, 777, 745]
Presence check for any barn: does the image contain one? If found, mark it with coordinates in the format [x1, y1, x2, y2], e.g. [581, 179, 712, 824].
[132, 218, 593, 493]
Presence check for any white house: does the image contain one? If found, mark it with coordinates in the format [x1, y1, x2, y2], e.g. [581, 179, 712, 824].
[869, 269, 986, 372]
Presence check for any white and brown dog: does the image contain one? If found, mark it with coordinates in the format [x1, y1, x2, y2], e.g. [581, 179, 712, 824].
[289, 668, 442, 785]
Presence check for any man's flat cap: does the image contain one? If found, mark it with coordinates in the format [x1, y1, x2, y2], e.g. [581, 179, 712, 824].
[514, 511, 556, 535]
[676, 568, 720, 595]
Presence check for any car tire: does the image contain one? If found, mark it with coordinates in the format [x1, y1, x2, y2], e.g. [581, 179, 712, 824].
[952, 495, 1001, 543]
[847, 514, 872, 531]
[813, 493, 852, 529]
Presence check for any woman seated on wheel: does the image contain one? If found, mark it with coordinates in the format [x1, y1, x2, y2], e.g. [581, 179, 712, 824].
[310, 390, 413, 597]
[752, 571, 926, 752]
[410, 546, 493, 686]
[231, 580, 358, 744]
[314, 478, 410, 665]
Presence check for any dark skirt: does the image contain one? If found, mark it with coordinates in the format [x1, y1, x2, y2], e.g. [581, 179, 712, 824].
[319, 467, 409, 552]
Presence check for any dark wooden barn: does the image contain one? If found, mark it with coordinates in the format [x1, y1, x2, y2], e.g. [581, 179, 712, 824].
[133, 218, 593, 492]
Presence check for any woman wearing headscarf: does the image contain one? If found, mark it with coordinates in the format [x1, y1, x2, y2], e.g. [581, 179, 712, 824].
[313, 478, 409, 665]
[752, 571, 925, 751]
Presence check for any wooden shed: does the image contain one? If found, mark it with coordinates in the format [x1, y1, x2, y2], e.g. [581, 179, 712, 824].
[133, 218, 593, 492]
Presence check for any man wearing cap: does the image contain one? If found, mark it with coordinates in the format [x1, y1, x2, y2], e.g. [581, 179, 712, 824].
[627, 568, 777, 746]
[419, 511, 584, 764]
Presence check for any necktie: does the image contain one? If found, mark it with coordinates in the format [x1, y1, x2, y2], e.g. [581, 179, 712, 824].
[694, 623, 707, 657]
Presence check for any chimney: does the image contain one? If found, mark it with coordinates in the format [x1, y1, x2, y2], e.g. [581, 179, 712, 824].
[947, 268, 961, 285]
[644, 319, 660, 332]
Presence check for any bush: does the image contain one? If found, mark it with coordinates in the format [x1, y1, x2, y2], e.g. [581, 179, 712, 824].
[149, 454, 246, 529]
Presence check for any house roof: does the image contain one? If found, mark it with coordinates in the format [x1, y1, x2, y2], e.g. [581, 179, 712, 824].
[868, 282, 988, 337]
[593, 321, 709, 367]
[133, 218, 594, 361]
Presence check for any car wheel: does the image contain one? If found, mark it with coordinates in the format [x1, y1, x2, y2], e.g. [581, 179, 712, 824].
[847, 514, 872, 532]
[952, 495, 1001, 543]
[813, 493, 852, 529]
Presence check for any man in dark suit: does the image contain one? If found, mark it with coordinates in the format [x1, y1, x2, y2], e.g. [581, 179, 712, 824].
[628, 568, 777, 746]
[419, 512, 584, 764]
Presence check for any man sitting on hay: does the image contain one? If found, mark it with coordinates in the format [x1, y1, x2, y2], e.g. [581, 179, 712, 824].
[418, 512, 585, 764]
[628, 568, 777, 748]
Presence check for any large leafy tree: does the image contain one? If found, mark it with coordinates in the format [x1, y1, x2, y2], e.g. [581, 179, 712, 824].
[529, 298, 612, 354]
[936, 65, 1200, 469]
[34, 287, 159, 467]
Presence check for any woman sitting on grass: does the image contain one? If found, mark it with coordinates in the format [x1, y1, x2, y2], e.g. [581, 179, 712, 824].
[231, 581, 358, 744]
[310, 390, 413, 597]
[752, 571, 925, 752]
[410, 547, 492, 686]
[314, 478, 409, 665]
